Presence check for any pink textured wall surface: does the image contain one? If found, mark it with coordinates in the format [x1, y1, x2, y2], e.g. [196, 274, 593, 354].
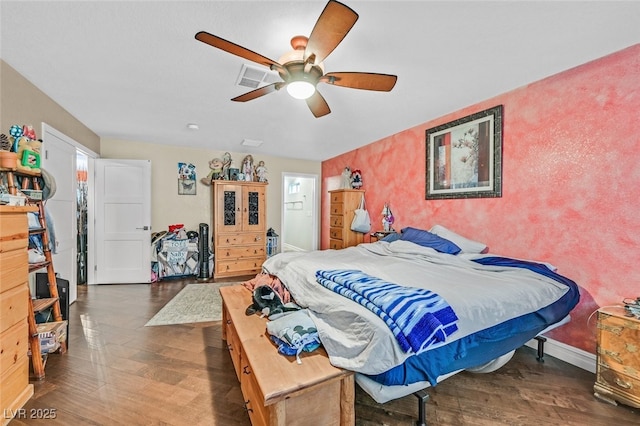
[321, 44, 640, 353]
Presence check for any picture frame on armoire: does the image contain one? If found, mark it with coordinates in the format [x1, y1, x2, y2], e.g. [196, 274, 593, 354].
[425, 105, 503, 200]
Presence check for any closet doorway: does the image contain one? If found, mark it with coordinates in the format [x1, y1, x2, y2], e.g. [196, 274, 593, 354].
[281, 173, 319, 252]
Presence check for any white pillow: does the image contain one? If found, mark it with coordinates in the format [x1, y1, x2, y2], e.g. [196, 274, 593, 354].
[429, 224, 487, 254]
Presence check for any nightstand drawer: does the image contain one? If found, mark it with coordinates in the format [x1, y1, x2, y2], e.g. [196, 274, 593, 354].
[598, 312, 640, 375]
[596, 366, 640, 404]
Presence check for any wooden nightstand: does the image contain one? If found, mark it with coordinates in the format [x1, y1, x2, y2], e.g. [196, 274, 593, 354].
[593, 306, 640, 408]
[370, 231, 396, 242]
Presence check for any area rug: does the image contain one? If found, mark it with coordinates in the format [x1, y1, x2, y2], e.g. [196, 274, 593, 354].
[145, 282, 237, 326]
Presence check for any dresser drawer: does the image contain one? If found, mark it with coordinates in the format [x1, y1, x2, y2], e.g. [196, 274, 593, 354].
[0, 355, 29, 410]
[240, 359, 269, 426]
[0, 321, 29, 376]
[0, 249, 28, 293]
[330, 215, 343, 227]
[330, 227, 343, 240]
[225, 316, 242, 378]
[0, 285, 28, 334]
[330, 203, 345, 215]
[0, 213, 28, 251]
[217, 233, 265, 247]
[216, 257, 264, 276]
[330, 191, 346, 204]
[598, 312, 640, 377]
[329, 239, 344, 250]
[217, 246, 266, 260]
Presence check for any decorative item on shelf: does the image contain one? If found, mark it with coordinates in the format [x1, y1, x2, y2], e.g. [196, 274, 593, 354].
[201, 158, 223, 185]
[341, 166, 352, 189]
[0, 147, 18, 169]
[255, 160, 268, 182]
[6, 124, 42, 173]
[15, 138, 42, 173]
[0, 133, 12, 150]
[221, 151, 232, 179]
[351, 169, 363, 189]
[242, 154, 254, 182]
[228, 167, 240, 181]
[381, 202, 395, 232]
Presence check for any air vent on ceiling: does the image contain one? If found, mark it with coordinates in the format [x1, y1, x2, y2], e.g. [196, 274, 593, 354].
[236, 64, 281, 88]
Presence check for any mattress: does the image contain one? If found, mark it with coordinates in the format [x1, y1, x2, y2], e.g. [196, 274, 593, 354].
[262, 240, 579, 388]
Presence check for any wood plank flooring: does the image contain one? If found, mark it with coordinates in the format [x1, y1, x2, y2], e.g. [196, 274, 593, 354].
[11, 279, 639, 425]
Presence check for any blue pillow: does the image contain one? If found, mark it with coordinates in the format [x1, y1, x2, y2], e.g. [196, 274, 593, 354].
[400, 227, 461, 254]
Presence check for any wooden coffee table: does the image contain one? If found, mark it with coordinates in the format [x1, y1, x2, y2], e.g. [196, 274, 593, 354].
[219, 285, 355, 426]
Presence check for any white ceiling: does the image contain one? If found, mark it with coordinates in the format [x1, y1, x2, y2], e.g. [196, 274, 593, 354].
[1, 1, 639, 161]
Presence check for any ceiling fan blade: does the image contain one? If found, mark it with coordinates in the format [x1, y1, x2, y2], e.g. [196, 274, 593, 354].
[306, 90, 331, 118]
[195, 31, 285, 73]
[231, 83, 284, 102]
[305, 0, 358, 65]
[321, 72, 397, 91]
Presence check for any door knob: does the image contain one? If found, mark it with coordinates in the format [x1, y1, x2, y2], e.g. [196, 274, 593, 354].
[136, 226, 149, 230]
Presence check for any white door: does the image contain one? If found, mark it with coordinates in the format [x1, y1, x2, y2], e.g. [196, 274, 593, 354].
[95, 159, 151, 284]
[41, 126, 78, 303]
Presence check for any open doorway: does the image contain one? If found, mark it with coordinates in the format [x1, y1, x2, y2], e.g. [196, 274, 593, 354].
[281, 173, 319, 252]
[76, 151, 88, 284]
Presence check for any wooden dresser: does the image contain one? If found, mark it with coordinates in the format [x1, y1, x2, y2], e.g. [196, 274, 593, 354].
[328, 189, 364, 250]
[0, 205, 35, 424]
[220, 285, 354, 425]
[212, 181, 267, 278]
[594, 306, 640, 408]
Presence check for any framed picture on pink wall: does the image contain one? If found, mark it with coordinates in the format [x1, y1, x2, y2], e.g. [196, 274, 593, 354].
[426, 105, 503, 200]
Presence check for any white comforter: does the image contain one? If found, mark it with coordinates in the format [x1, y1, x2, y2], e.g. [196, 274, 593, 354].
[262, 241, 569, 375]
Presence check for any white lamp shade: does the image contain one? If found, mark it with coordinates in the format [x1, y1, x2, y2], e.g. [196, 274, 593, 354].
[287, 81, 316, 99]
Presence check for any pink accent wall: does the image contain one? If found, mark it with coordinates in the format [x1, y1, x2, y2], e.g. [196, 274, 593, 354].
[321, 44, 640, 353]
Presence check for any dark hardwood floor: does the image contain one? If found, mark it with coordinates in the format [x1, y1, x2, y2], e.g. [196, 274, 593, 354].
[12, 279, 638, 425]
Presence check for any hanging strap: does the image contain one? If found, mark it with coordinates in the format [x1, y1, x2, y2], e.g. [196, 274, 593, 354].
[359, 194, 366, 210]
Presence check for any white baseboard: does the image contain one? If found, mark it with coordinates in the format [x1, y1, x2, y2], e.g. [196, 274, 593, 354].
[282, 243, 306, 252]
[525, 337, 596, 374]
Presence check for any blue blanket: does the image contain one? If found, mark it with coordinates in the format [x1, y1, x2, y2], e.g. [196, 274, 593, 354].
[315, 269, 459, 353]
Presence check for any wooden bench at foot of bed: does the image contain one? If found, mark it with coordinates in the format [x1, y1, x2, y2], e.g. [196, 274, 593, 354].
[220, 285, 355, 426]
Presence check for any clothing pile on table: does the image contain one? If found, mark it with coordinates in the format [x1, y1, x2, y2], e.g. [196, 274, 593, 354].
[243, 273, 321, 364]
[151, 224, 211, 281]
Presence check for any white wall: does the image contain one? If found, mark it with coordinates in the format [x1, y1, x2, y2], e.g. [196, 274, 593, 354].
[100, 138, 321, 236]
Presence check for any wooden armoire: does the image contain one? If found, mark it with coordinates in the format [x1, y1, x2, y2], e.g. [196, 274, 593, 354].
[211, 181, 268, 278]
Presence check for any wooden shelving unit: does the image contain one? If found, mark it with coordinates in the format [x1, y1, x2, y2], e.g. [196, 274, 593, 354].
[1, 167, 67, 380]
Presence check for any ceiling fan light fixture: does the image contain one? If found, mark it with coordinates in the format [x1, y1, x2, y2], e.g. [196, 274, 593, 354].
[287, 80, 316, 99]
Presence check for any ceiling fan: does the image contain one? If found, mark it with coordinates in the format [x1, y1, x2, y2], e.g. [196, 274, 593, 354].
[195, 0, 397, 118]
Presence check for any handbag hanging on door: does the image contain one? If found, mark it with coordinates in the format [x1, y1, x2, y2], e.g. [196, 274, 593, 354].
[350, 194, 371, 233]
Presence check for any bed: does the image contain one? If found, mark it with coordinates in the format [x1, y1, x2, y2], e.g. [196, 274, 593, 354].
[261, 226, 580, 425]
